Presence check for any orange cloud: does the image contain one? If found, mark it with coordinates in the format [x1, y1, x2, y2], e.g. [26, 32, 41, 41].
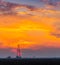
[0, 13, 60, 50]
[0, 1, 60, 50]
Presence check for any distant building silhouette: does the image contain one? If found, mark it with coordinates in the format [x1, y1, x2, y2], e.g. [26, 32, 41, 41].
[7, 56, 11, 59]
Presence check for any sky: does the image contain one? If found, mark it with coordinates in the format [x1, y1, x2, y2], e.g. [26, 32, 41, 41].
[0, 0, 60, 58]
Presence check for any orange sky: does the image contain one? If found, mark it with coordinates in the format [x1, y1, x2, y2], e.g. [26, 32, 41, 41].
[0, 1, 60, 50]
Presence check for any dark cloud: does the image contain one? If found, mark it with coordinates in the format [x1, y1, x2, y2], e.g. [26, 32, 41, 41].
[40, 0, 60, 6]
[51, 33, 60, 38]
[0, 0, 37, 15]
[3, 0, 60, 8]
[0, 0, 59, 15]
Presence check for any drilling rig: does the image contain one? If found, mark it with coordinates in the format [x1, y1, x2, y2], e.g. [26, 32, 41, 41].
[16, 44, 22, 58]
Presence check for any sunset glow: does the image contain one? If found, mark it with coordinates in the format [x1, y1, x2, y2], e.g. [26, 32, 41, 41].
[0, 0, 60, 57]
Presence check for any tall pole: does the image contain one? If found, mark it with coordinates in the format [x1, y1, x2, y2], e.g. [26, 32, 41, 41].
[17, 44, 21, 58]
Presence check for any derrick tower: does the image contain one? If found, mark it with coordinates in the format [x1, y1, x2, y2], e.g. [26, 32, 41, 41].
[17, 44, 22, 58]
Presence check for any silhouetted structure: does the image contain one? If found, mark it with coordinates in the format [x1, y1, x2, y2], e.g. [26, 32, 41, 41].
[16, 44, 22, 59]
[7, 56, 11, 59]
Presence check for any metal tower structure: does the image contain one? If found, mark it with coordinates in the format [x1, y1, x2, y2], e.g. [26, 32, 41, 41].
[17, 44, 21, 58]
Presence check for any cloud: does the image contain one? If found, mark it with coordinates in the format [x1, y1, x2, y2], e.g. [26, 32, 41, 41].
[0, 9, 60, 49]
[0, 0, 60, 16]
[40, 0, 60, 6]
[0, 0, 60, 53]
[0, 1, 37, 15]
[51, 33, 60, 38]
[51, 21, 60, 38]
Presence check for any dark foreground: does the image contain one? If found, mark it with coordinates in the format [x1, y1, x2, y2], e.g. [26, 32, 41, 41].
[0, 58, 60, 65]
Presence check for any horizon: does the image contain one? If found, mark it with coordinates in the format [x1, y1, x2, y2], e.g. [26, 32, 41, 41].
[0, 0, 60, 58]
